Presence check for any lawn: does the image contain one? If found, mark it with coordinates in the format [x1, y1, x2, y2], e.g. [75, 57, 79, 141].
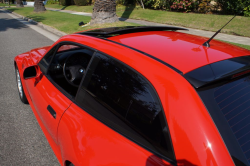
[221, 41, 250, 51]
[7, 7, 139, 34]
[0, 3, 15, 7]
[5, 6, 250, 50]
[45, 4, 93, 13]
[45, 4, 250, 37]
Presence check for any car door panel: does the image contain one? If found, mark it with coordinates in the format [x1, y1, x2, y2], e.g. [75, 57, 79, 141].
[25, 75, 72, 143]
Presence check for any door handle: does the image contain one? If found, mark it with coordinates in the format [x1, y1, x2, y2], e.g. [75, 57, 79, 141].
[47, 105, 56, 119]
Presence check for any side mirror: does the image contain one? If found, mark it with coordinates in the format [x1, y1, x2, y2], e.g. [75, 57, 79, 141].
[23, 65, 41, 79]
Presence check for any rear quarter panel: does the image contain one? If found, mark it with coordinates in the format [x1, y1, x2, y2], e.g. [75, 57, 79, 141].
[58, 103, 171, 166]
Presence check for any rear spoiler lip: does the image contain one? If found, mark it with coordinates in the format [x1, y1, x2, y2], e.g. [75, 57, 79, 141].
[184, 55, 250, 89]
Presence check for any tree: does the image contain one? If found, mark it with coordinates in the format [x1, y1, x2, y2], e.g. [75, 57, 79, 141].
[90, 0, 119, 25]
[16, 0, 24, 7]
[137, 0, 144, 9]
[34, 0, 46, 12]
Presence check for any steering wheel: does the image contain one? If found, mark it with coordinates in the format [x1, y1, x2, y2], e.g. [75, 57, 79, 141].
[63, 53, 86, 87]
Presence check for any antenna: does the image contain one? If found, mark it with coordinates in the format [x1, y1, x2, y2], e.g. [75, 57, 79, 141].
[203, 15, 236, 47]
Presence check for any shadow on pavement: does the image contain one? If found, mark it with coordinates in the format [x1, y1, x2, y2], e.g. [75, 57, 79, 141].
[4, 7, 22, 13]
[0, 11, 28, 32]
[0, 8, 46, 30]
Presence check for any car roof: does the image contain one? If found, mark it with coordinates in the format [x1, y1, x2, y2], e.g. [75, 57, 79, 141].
[107, 31, 250, 74]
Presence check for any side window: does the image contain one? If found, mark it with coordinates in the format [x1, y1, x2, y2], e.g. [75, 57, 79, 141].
[39, 46, 57, 73]
[46, 43, 94, 97]
[57, 44, 80, 53]
[78, 52, 175, 161]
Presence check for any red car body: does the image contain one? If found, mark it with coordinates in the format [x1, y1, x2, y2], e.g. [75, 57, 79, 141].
[14, 26, 250, 166]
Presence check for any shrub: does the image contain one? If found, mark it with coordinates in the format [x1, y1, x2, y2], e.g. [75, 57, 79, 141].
[60, 0, 70, 6]
[46, 0, 58, 4]
[151, 0, 168, 9]
[141, 0, 174, 10]
[198, 0, 211, 13]
[74, 0, 89, 6]
[244, 4, 250, 17]
[170, 0, 196, 12]
[116, 0, 134, 5]
[215, 0, 250, 15]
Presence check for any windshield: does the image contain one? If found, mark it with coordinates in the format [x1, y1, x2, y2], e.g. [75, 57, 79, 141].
[198, 75, 250, 166]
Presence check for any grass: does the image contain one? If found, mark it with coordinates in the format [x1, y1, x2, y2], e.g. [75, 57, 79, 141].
[6, 7, 140, 34]
[116, 7, 250, 38]
[5, 6, 250, 50]
[45, 4, 93, 13]
[0, 3, 15, 7]
[221, 41, 250, 51]
[45, 4, 250, 38]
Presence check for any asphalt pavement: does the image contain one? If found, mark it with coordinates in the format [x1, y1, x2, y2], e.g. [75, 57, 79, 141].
[0, 10, 60, 165]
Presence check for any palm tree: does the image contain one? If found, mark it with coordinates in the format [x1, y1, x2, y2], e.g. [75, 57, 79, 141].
[34, 0, 46, 12]
[90, 0, 119, 25]
[16, 0, 23, 7]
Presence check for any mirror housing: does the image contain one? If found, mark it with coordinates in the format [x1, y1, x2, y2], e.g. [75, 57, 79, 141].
[23, 65, 40, 79]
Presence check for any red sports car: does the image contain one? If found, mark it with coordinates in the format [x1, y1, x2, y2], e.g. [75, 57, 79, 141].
[14, 26, 250, 166]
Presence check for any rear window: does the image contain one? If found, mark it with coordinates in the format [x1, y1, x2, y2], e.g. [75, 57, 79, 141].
[198, 75, 250, 166]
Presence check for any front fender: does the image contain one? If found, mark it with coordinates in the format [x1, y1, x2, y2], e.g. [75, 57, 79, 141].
[14, 46, 50, 103]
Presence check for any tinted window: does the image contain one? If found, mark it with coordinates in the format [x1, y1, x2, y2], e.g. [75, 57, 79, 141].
[78, 52, 175, 162]
[57, 44, 80, 53]
[198, 76, 250, 165]
[214, 77, 250, 165]
[45, 43, 94, 97]
[39, 46, 57, 73]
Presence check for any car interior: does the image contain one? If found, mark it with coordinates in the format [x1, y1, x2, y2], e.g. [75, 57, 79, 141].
[47, 45, 93, 97]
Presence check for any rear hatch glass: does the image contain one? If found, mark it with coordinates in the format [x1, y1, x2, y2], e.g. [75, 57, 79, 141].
[197, 73, 250, 166]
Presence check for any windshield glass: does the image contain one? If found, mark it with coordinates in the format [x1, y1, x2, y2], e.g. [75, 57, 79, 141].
[198, 75, 250, 166]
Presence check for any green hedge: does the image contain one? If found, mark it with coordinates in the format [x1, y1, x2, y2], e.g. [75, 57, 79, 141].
[74, 0, 90, 6]
[60, 0, 70, 6]
[116, 0, 250, 16]
[215, 0, 250, 15]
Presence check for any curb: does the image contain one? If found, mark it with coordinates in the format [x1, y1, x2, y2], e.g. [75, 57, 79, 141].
[2, 8, 67, 37]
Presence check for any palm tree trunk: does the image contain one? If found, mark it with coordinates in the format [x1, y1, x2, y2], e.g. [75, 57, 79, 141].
[34, 0, 46, 12]
[90, 0, 119, 25]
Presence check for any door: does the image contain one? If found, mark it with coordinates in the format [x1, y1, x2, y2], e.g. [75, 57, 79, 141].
[25, 76, 72, 143]
[25, 42, 95, 143]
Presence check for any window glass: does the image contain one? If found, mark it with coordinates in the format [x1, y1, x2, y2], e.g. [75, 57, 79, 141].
[198, 76, 250, 165]
[57, 45, 80, 53]
[79, 52, 174, 160]
[46, 43, 94, 97]
[214, 77, 250, 165]
[39, 46, 57, 73]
